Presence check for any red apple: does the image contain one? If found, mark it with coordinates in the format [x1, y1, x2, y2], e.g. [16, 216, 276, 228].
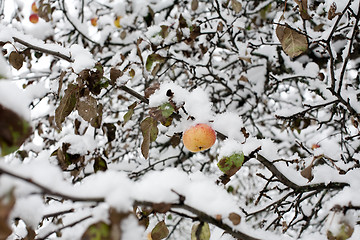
[182, 123, 216, 152]
[29, 13, 39, 24]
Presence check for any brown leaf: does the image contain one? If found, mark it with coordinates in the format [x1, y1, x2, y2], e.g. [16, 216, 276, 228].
[228, 212, 241, 225]
[0, 190, 15, 240]
[151, 221, 169, 240]
[231, 0, 242, 14]
[300, 164, 314, 182]
[191, 0, 199, 11]
[0, 105, 32, 156]
[276, 25, 308, 58]
[9, 51, 24, 70]
[294, 0, 311, 20]
[140, 117, 158, 159]
[110, 68, 123, 85]
[76, 90, 101, 128]
[328, 2, 341, 20]
[55, 84, 79, 130]
[144, 82, 160, 98]
[102, 123, 116, 142]
[152, 202, 172, 213]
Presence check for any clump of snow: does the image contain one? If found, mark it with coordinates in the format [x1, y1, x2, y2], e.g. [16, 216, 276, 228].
[70, 44, 96, 73]
[218, 139, 243, 159]
[0, 54, 12, 79]
[0, 81, 31, 121]
[59, 134, 97, 155]
[212, 112, 244, 142]
[11, 195, 44, 229]
[121, 215, 146, 240]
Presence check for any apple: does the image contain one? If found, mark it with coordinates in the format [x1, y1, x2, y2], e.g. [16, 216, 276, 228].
[31, 2, 38, 13]
[90, 17, 98, 27]
[114, 16, 122, 28]
[182, 123, 216, 152]
[29, 13, 39, 24]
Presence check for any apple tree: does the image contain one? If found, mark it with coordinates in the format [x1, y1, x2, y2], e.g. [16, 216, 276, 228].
[0, 0, 359, 239]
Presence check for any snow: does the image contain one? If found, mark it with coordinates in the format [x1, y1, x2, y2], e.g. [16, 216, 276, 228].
[70, 44, 96, 73]
[0, 81, 31, 121]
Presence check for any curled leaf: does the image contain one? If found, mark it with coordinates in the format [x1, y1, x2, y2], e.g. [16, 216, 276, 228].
[55, 84, 79, 130]
[191, 222, 210, 240]
[140, 117, 158, 159]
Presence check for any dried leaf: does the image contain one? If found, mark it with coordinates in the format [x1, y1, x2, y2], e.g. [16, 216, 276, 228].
[152, 202, 172, 213]
[102, 123, 116, 142]
[0, 105, 32, 156]
[151, 221, 169, 240]
[217, 152, 244, 177]
[191, 222, 210, 240]
[229, 212, 241, 225]
[9, 51, 24, 70]
[300, 164, 314, 182]
[191, 0, 199, 11]
[55, 84, 79, 130]
[0, 190, 15, 240]
[294, 0, 311, 20]
[231, 0, 242, 14]
[144, 82, 160, 98]
[76, 92, 98, 126]
[328, 2, 341, 20]
[110, 68, 123, 85]
[140, 117, 158, 159]
[276, 25, 308, 58]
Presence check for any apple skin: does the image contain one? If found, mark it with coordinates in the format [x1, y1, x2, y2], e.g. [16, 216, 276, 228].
[182, 123, 216, 152]
[114, 16, 122, 28]
[29, 14, 39, 24]
[90, 17, 98, 26]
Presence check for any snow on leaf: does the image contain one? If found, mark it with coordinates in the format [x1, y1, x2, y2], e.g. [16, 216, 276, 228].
[276, 25, 308, 58]
[217, 152, 244, 177]
[8, 51, 24, 70]
[151, 221, 169, 240]
[55, 84, 79, 130]
[81, 221, 111, 240]
[159, 103, 175, 118]
[76, 90, 101, 128]
[0, 105, 32, 156]
[140, 117, 158, 159]
[191, 222, 210, 240]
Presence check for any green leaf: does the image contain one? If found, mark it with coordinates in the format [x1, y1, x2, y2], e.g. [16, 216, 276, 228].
[81, 221, 111, 240]
[146, 54, 165, 72]
[123, 102, 137, 126]
[191, 222, 210, 240]
[217, 152, 244, 177]
[93, 156, 108, 173]
[140, 117, 158, 159]
[55, 84, 79, 130]
[159, 103, 175, 118]
[276, 25, 308, 58]
[0, 105, 32, 156]
[151, 221, 169, 240]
